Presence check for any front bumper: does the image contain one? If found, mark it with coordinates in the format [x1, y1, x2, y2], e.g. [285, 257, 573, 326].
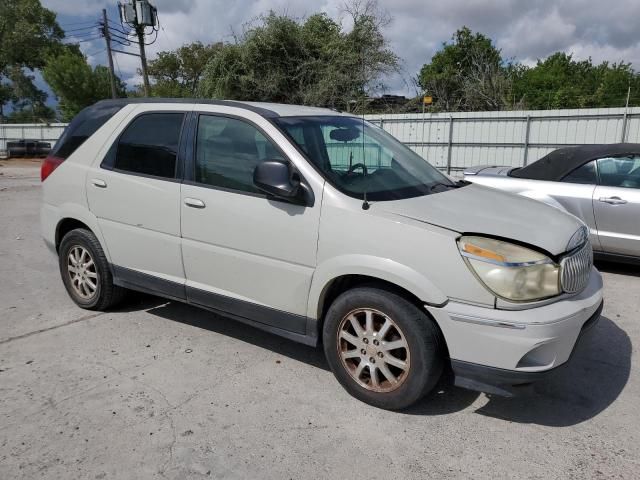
[426, 268, 603, 396]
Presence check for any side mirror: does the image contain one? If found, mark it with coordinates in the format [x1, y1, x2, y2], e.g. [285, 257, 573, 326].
[253, 160, 300, 199]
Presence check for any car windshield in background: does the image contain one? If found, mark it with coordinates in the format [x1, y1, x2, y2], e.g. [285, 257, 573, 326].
[274, 115, 456, 201]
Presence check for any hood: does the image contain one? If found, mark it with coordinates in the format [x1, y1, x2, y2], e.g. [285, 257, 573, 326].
[378, 183, 584, 256]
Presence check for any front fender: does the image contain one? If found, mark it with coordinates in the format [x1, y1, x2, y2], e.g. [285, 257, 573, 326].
[518, 190, 568, 212]
[306, 254, 448, 319]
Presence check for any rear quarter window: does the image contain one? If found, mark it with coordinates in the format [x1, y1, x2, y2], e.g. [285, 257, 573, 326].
[562, 161, 597, 184]
[51, 102, 124, 159]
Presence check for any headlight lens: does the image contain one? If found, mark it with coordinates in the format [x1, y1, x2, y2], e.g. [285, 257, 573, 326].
[458, 236, 560, 302]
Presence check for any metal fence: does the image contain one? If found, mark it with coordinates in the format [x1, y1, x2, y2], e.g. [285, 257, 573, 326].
[365, 107, 640, 175]
[0, 123, 67, 152]
[3, 107, 640, 174]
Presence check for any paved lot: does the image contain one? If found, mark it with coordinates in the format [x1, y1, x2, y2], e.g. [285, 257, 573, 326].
[1, 162, 639, 479]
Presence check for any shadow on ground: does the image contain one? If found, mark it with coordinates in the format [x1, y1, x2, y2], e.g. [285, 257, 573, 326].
[121, 293, 631, 427]
[595, 259, 640, 277]
[472, 315, 631, 426]
[121, 293, 329, 372]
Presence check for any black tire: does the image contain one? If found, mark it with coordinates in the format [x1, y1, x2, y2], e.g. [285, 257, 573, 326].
[323, 287, 444, 410]
[58, 228, 126, 310]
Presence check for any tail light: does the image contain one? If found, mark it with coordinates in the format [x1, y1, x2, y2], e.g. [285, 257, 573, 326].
[41, 156, 65, 182]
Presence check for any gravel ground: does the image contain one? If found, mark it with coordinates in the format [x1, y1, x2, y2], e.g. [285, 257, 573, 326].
[1, 163, 638, 479]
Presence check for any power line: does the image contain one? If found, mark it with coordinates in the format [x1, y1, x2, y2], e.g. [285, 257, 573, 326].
[66, 30, 102, 39]
[106, 22, 135, 36]
[143, 28, 159, 46]
[62, 24, 100, 33]
[107, 18, 134, 36]
[63, 36, 103, 44]
[86, 47, 107, 57]
[108, 26, 134, 37]
[59, 19, 99, 27]
[106, 29, 135, 46]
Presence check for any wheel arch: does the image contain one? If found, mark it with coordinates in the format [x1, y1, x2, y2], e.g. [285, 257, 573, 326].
[314, 273, 452, 364]
[53, 206, 111, 262]
[56, 218, 92, 251]
[308, 255, 448, 322]
[317, 274, 427, 321]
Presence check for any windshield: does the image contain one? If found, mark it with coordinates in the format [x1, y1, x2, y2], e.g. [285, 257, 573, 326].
[273, 115, 456, 201]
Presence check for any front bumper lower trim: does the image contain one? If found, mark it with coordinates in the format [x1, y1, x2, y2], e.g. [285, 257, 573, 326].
[450, 300, 603, 397]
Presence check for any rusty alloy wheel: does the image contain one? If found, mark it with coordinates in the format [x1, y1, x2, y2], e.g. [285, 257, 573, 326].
[67, 245, 99, 300]
[336, 308, 411, 393]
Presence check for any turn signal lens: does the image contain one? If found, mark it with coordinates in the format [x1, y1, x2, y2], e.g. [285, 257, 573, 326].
[460, 241, 505, 262]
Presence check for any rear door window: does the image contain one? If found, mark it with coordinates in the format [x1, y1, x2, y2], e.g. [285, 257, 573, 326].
[114, 113, 185, 179]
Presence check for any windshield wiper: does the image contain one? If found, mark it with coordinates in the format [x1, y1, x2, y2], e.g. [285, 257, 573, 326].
[428, 182, 456, 192]
[429, 179, 469, 192]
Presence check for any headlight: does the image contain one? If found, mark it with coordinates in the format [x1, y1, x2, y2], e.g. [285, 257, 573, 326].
[457, 236, 560, 302]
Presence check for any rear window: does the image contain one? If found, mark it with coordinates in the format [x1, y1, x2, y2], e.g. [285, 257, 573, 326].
[51, 102, 124, 159]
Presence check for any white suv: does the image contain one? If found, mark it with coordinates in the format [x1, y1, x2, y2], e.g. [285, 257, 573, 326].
[41, 99, 603, 410]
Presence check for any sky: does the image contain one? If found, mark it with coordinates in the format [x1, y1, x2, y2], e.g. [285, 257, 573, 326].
[40, 0, 640, 100]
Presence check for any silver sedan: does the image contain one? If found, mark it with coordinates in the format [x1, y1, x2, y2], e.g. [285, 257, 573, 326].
[464, 144, 640, 264]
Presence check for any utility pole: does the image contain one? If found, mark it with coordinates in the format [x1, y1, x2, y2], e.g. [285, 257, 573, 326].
[135, 23, 150, 96]
[118, 0, 157, 97]
[624, 84, 631, 111]
[101, 9, 118, 99]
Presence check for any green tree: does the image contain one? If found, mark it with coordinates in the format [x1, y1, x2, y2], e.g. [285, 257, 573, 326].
[0, 0, 63, 119]
[42, 48, 125, 121]
[418, 27, 512, 111]
[199, 1, 399, 110]
[147, 41, 222, 97]
[514, 53, 640, 109]
[6, 102, 55, 122]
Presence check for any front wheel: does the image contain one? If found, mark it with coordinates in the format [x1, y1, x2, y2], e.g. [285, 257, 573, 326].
[323, 287, 444, 410]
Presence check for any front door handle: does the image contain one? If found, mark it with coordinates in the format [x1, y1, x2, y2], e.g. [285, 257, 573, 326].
[598, 196, 627, 205]
[184, 197, 206, 209]
[91, 178, 107, 188]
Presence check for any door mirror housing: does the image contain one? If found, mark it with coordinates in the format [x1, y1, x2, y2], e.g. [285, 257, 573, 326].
[253, 159, 301, 199]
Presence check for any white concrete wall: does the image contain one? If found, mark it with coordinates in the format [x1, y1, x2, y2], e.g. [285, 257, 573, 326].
[0, 123, 67, 151]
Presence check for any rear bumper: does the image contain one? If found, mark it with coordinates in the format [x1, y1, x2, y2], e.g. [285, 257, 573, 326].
[450, 300, 602, 396]
[426, 268, 604, 396]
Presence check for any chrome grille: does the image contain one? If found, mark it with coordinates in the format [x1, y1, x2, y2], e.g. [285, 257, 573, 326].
[560, 240, 593, 294]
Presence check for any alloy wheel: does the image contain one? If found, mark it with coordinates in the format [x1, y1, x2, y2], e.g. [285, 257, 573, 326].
[336, 308, 410, 392]
[67, 246, 98, 300]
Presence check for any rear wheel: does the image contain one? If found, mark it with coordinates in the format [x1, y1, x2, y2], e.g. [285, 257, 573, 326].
[58, 228, 125, 310]
[323, 287, 444, 410]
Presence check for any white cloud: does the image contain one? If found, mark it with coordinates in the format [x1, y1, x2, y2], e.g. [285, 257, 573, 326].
[43, 0, 640, 95]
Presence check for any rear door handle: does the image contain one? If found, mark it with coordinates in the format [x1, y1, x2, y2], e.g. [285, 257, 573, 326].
[598, 196, 627, 205]
[91, 178, 107, 188]
[184, 197, 206, 209]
